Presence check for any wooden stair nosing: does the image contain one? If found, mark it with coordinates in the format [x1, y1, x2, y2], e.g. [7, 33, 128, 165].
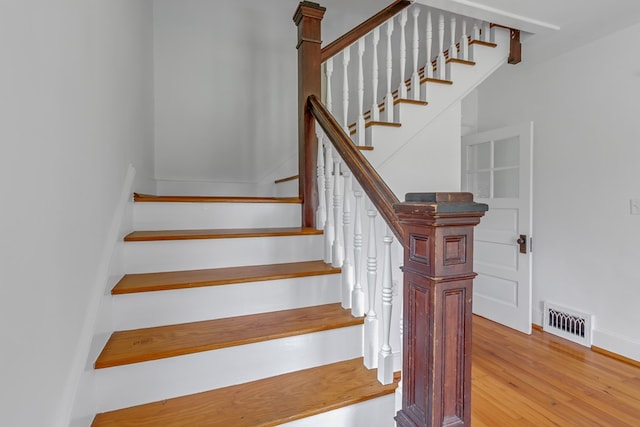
[133, 193, 302, 204]
[112, 260, 341, 295]
[91, 358, 400, 427]
[94, 303, 362, 369]
[124, 227, 322, 242]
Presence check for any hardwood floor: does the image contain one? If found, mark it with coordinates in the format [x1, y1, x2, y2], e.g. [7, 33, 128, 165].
[472, 315, 640, 426]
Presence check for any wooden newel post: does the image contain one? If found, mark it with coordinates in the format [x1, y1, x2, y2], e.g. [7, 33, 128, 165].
[394, 193, 487, 427]
[293, 2, 326, 228]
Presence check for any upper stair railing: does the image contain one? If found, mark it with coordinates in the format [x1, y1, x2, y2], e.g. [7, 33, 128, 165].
[294, 1, 519, 425]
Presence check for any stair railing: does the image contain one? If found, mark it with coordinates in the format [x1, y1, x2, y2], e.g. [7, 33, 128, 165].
[321, 1, 498, 141]
[294, 2, 515, 426]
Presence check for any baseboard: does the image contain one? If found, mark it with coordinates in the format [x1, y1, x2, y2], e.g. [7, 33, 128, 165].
[592, 329, 640, 365]
[533, 321, 640, 367]
[62, 164, 136, 427]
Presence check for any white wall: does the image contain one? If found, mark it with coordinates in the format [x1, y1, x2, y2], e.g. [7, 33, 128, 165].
[476, 22, 640, 360]
[152, 0, 392, 195]
[0, 1, 154, 426]
[153, 0, 299, 195]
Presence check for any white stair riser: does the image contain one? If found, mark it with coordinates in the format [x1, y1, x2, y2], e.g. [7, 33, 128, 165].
[133, 202, 301, 230]
[123, 234, 324, 273]
[113, 275, 342, 330]
[281, 394, 395, 427]
[93, 325, 363, 413]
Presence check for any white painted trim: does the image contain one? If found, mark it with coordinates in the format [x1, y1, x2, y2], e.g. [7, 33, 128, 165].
[60, 164, 136, 427]
[592, 328, 640, 362]
[415, 0, 560, 35]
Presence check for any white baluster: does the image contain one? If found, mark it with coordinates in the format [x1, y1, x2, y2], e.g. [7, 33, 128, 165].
[326, 58, 334, 112]
[482, 21, 491, 43]
[323, 144, 334, 264]
[460, 19, 469, 61]
[398, 9, 408, 99]
[364, 206, 379, 369]
[315, 124, 326, 231]
[351, 183, 365, 317]
[332, 154, 344, 267]
[425, 10, 433, 79]
[342, 46, 351, 134]
[384, 19, 395, 122]
[357, 38, 365, 145]
[371, 27, 380, 122]
[341, 168, 354, 309]
[449, 16, 457, 60]
[377, 230, 394, 385]
[410, 7, 420, 101]
[436, 14, 446, 80]
[470, 21, 480, 62]
[395, 315, 403, 416]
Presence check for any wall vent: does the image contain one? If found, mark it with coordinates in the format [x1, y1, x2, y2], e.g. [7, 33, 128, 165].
[543, 302, 593, 347]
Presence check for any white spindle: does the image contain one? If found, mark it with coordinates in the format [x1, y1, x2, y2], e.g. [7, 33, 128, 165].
[315, 125, 326, 231]
[398, 9, 408, 99]
[449, 16, 457, 60]
[323, 144, 334, 264]
[371, 27, 380, 121]
[425, 10, 433, 79]
[395, 315, 403, 415]
[342, 46, 351, 133]
[341, 169, 354, 309]
[436, 14, 446, 80]
[364, 206, 379, 369]
[351, 184, 365, 317]
[377, 231, 394, 384]
[384, 19, 394, 122]
[325, 58, 334, 112]
[357, 38, 365, 145]
[460, 19, 469, 61]
[482, 21, 491, 43]
[470, 21, 481, 61]
[410, 7, 420, 101]
[332, 155, 344, 267]
[472, 21, 481, 41]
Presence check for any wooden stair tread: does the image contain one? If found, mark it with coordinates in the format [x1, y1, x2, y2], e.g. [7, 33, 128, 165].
[124, 227, 322, 242]
[94, 303, 361, 369]
[112, 260, 341, 294]
[133, 193, 301, 204]
[92, 357, 400, 426]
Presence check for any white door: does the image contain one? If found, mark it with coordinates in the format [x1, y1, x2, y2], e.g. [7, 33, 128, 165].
[461, 123, 533, 334]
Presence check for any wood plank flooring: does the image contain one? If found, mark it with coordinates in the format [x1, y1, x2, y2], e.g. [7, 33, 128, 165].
[124, 227, 322, 242]
[95, 303, 361, 369]
[112, 260, 340, 294]
[472, 315, 640, 426]
[91, 358, 400, 427]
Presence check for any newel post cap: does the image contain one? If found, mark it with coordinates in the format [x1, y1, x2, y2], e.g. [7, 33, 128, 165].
[394, 192, 488, 224]
[293, 1, 326, 25]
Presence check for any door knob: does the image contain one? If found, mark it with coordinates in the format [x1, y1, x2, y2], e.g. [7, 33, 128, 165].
[516, 234, 527, 254]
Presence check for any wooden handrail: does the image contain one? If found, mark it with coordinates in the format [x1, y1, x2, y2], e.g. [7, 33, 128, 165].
[307, 94, 404, 244]
[320, 0, 412, 63]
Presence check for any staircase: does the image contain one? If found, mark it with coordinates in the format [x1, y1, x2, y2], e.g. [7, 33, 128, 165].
[88, 195, 399, 426]
[70, 1, 521, 425]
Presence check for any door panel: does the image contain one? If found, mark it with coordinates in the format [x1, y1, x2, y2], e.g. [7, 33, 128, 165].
[462, 123, 533, 334]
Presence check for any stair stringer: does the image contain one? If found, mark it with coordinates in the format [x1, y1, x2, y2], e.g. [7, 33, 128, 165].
[362, 28, 510, 177]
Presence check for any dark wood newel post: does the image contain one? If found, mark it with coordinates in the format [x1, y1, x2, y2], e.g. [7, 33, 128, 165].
[394, 193, 487, 427]
[293, 1, 325, 228]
